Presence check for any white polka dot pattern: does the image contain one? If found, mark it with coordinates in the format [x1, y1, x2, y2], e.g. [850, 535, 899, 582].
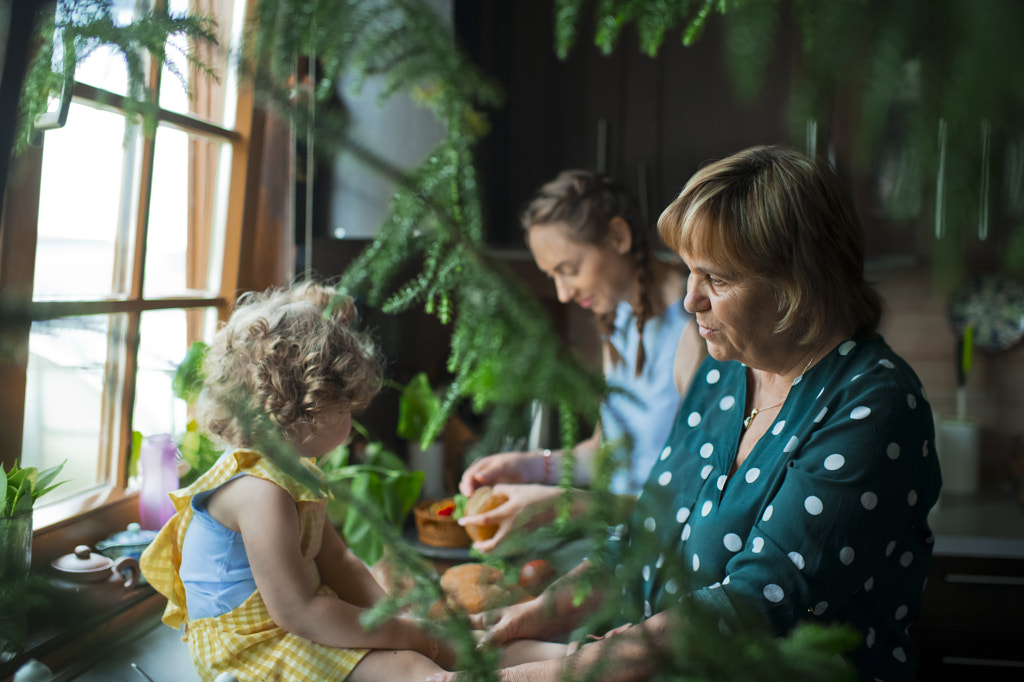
[824, 454, 845, 470]
[764, 584, 785, 602]
[851, 405, 871, 420]
[625, 338, 939, 678]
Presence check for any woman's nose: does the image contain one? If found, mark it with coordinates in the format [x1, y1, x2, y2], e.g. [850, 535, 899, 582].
[684, 276, 707, 314]
[554, 276, 574, 303]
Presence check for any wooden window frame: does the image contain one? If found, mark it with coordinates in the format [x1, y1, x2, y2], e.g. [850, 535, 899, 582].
[0, 0, 292, 569]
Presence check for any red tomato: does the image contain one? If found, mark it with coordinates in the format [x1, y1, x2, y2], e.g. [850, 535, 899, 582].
[519, 559, 555, 589]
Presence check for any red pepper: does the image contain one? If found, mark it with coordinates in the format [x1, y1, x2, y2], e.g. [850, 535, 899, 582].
[435, 500, 456, 516]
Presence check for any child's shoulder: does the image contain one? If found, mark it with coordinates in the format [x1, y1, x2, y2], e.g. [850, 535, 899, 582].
[205, 472, 291, 533]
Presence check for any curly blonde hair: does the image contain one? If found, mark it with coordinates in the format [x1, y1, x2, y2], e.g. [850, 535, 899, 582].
[197, 282, 382, 449]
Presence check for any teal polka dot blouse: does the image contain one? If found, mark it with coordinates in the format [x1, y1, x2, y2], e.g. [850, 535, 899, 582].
[619, 336, 942, 681]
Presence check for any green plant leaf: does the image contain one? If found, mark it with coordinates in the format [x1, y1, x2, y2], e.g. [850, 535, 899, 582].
[34, 460, 67, 500]
[396, 372, 442, 445]
[342, 474, 385, 566]
[173, 341, 208, 404]
[0, 468, 7, 514]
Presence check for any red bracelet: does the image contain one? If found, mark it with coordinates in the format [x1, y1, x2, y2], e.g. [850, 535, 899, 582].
[542, 449, 553, 484]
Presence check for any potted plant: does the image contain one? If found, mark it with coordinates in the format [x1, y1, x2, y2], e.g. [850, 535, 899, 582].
[1, 460, 66, 660]
[395, 372, 446, 500]
[1, 460, 66, 580]
[319, 422, 423, 568]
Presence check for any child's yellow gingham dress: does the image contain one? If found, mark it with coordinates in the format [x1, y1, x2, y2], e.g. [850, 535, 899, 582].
[140, 449, 369, 681]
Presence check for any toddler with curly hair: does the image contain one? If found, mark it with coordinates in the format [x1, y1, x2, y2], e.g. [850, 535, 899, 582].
[141, 282, 456, 681]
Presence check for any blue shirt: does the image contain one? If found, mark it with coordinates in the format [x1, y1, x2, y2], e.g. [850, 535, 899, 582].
[602, 300, 692, 494]
[178, 474, 257, 619]
[619, 336, 941, 681]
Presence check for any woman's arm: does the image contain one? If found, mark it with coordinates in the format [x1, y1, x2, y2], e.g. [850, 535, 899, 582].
[211, 475, 446, 659]
[471, 559, 606, 646]
[429, 611, 674, 682]
[458, 429, 602, 496]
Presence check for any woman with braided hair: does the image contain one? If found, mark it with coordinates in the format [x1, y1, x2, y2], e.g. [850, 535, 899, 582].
[458, 170, 704, 553]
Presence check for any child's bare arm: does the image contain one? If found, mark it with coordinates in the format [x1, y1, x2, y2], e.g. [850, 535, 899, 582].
[214, 476, 439, 657]
[315, 520, 386, 608]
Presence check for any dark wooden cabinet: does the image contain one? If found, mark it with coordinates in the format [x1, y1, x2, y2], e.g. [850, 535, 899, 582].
[457, 0, 798, 246]
[915, 548, 1024, 680]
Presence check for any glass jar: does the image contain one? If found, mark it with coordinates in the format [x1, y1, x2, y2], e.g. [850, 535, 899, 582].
[0, 510, 33, 581]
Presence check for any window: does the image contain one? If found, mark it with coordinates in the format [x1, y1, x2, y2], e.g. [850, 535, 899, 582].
[0, 0, 280, 530]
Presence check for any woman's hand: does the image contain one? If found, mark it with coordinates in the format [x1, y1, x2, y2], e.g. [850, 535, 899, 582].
[458, 451, 546, 496]
[468, 595, 559, 647]
[458, 483, 561, 552]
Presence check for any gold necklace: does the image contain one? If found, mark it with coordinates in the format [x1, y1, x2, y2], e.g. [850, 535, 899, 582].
[742, 349, 820, 431]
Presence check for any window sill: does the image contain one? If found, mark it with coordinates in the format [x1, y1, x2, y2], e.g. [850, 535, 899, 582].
[31, 490, 143, 571]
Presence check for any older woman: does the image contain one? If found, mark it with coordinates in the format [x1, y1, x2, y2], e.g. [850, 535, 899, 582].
[433, 146, 942, 682]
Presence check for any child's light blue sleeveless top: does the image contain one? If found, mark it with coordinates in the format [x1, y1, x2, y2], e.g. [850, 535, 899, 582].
[178, 474, 257, 619]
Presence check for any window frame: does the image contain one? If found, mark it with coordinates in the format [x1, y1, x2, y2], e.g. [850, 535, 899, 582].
[0, 0, 288, 563]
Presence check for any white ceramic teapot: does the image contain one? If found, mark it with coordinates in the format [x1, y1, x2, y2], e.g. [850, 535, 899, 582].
[51, 545, 140, 588]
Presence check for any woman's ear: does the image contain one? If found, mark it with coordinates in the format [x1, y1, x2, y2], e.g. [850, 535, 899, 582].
[607, 216, 633, 254]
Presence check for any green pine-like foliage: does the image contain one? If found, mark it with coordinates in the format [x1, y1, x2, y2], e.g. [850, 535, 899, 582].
[18, 1, 1004, 677]
[556, 0, 1024, 284]
[16, 0, 218, 153]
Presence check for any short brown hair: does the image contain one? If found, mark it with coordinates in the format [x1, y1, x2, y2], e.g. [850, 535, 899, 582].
[658, 145, 881, 346]
[198, 282, 382, 449]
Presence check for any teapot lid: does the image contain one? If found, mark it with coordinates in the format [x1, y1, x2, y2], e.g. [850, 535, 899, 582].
[97, 522, 157, 549]
[52, 545, 113, 573]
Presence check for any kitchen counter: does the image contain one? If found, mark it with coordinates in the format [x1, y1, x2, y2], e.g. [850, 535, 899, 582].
[929, 488, 1024, 558]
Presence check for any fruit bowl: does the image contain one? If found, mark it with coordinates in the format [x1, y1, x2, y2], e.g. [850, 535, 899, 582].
[413, 498, 471, 548]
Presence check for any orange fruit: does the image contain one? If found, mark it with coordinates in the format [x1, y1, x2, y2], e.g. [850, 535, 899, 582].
[463, 486, 508, 542]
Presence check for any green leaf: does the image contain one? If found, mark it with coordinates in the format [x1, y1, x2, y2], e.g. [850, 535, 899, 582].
[33, 460, 67, 501]
[342, 474, 385, 565]
[395, 372, 442, 445]
[0, 469, 7, 514]
[172, 341, 208, 404]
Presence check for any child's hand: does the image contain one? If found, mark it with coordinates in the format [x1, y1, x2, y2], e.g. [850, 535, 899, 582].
[414, 629, 456, 670]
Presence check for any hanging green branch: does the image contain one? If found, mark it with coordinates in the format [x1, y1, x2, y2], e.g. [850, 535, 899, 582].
[554, 0, 1024, 280]
[16, 0, 218, 153]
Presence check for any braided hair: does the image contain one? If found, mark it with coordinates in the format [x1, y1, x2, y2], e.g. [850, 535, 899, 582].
[520, 170, 655, 376]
